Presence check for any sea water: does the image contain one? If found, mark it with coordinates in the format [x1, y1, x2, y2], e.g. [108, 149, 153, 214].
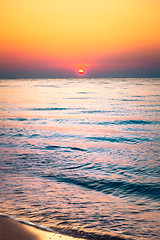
[0, 78, 160, 239]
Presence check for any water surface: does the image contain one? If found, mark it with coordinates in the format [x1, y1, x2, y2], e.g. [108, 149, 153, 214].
[0, 78, 160, 239]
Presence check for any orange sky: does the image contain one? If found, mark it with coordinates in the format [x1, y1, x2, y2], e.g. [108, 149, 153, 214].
[0, 0, 160, 77]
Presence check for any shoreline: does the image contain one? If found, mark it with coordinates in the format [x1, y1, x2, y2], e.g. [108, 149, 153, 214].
[0, 214, 131, 240]
[0, 215, 83, 240]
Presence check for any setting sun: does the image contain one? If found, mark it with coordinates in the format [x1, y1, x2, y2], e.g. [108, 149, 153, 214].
[78, 69, 84, 74]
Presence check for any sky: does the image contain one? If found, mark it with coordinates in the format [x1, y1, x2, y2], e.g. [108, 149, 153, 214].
[0, 0, 160, 78]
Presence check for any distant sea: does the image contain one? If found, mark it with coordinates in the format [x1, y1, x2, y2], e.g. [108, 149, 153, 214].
[0, 78, 160, 239]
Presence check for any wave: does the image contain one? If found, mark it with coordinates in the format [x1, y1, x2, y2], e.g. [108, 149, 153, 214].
[7, 117, 28, 121]
[98, 120, 160, 125]
[43, 174, 160, 201]
[4, 117, 159, 127]
[6, 117, 41, 122]
[119, 99, 145, 102]
[88, 136, 155, 143]
[44, 145, 86, 152]
[35, 84, 60, 88]
[81, 110, 112, 113]
[28, 107, 71, 111]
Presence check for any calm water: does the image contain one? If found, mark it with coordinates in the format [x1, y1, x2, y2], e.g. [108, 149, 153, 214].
[0, 78, 160, 240]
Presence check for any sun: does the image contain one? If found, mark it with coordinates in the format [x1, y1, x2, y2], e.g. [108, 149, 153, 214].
[78, 68, 84, 74]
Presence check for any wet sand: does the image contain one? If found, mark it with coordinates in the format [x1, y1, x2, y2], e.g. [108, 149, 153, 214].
[0, 216, 83, 240]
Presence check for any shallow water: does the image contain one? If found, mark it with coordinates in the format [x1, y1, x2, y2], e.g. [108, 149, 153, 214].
[0, 78, 160, 239]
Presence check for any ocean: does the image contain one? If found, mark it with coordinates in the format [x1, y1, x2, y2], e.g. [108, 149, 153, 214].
[0, 78, 160, 239]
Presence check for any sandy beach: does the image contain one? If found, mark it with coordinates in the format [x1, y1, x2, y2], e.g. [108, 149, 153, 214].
[0, 216, 83, 240]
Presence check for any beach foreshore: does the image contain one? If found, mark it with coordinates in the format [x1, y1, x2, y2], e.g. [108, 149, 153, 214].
[0, 216, 83, 240]
[0, 215, 132, 240]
